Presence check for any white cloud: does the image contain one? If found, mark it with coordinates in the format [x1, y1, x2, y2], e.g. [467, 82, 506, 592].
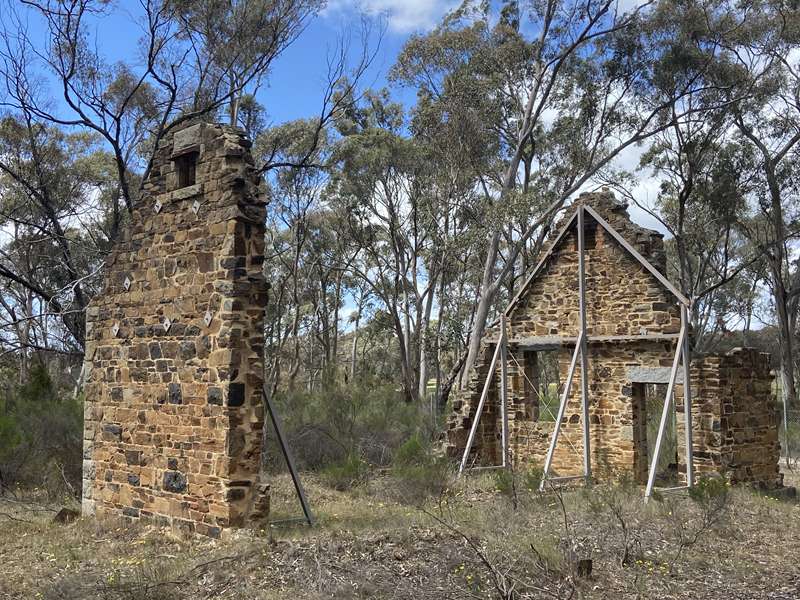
[324, 0, 455, 33]
[567, 137, 672, 237]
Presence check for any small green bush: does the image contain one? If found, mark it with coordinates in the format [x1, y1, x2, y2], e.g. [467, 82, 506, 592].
[0, 363, 82, 498]
[493, 468, 515, 496]
[522, 465, 544, 491]
[780, 420, 800, 457]
[0, 399, 21, 465]
[492, 465, 544, 497]
[388, 432, 453, 503]
[393, 433, 428, 466]
[392, 457, 453, 504]
[321, 453, 369, 491]
[266, 377, 432, 474]
[688, 474, 730, 507]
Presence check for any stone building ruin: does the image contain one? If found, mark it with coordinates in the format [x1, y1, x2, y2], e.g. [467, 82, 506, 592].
[82, 122, 270, 537]
[80, 121, 783, 537]
[446, 191, 783, 491]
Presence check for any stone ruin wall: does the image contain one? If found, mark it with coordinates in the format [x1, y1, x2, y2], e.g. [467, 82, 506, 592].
[506, 195, 676, 340]
[447, 191, 679, 476]
[677, 348, 782, 487]
[446, 191, 782, 488]
[82, 122, 270, 537]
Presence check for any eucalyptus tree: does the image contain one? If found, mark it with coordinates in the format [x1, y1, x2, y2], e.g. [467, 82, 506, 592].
[261, 117, 334, 393]
[326, 91, 425, 403]
[0, 0, 373, 376]
[393, 0, 743, 387]
[0, 115, 118, 355]
[406, 84, 493, 406]
[168, 0, 319, 126]
[622, 121, 755, 351]
[710, 0, 800, 413]
[326, 88, 483, 404]
[0, 0, 323, 212]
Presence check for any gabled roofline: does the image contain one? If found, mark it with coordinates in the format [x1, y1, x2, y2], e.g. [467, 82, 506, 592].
[502, 211, 578, 319]
[584, 205, 690, 307]
[501, 204, 690, 320]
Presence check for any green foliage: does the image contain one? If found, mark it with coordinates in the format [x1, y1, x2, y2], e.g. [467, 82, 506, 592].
[321, 453, 369, 492]
[687, 475, 730, 509]
[780, 419, 800, 457]
[522, 465, 544, 492]
[0, 400, 21, 466]
[275, 379, 451, 500]
[492, 468, 515, 497]
[393, 433, 427, 466]
[268, 378, 433, 477]
[0, 363, 83, 498]
[492, 464, 543, 498]
[392, 460, 453, 505]
[391, 433, 453, 504]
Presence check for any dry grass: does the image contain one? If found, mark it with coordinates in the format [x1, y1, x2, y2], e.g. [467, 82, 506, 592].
[1, 469, 799, 600]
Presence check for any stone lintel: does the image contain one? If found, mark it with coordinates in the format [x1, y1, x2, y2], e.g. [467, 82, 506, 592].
[625, 366, 684, 384]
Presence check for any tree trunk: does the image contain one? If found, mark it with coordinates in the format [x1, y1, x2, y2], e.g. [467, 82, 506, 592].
[462, 230, 502, 389]
[773, 274, 798, 417]
[417, 275, 438, 404]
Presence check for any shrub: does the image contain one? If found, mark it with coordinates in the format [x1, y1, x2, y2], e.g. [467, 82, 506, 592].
[321, 453, 369, 491]
[492, 468, 515, 497]
[522, 465, 544, 492]
[393, 433, 428, 466]
[391, 458, 453, 504]
[687, 474, 730, 516]
[265, 378, 433, 474]
[388, 432, 454, 504]
[492, 464, 544, 498]
[780, 420, 800, 458]
[0, 363, 82, 499]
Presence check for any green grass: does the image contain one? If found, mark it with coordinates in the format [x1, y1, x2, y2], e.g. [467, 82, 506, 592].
[537, 383, 559, 422]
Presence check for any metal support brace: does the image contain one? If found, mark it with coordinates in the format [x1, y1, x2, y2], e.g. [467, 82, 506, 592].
[577, 206, 592, 483]
[546, 474, 586, 483]
[459, 340, 503, 474]
[539, 330, 584, 491]
[262, 386, 314, 525]
[681, 305, 694, 488]
[658, 485, 690, 494]
[644, 309, 687, 501]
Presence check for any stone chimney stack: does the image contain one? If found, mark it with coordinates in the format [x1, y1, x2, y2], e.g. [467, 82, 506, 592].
[82, 122, 269, 537]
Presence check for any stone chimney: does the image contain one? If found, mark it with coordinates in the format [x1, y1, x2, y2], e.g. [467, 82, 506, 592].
[82, 122, 269, 537]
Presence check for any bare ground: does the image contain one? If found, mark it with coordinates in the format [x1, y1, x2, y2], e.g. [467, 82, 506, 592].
[1, 467, 799, 600]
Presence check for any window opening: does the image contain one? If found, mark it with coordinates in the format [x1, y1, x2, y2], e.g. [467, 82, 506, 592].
[175, 152, 198, 188]
[522, 349, 561, 422]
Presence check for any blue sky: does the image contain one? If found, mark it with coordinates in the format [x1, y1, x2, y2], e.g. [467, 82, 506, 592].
[265, 1, 458, 123]
[14, 0, 669, 233]
[14, 0, 456, 125]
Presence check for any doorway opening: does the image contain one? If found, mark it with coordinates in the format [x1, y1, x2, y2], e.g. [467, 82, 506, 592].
[521, 349, 561, 422]
[632, 382, 678, 486]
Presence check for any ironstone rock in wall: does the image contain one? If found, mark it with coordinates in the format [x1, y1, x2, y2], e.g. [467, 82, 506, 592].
[81, 122, 270, 537]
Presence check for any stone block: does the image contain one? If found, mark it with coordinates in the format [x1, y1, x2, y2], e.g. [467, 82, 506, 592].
[227, 382, 245, 407]
[168, 383, 182, 405]
[163, 471, 187, 493]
